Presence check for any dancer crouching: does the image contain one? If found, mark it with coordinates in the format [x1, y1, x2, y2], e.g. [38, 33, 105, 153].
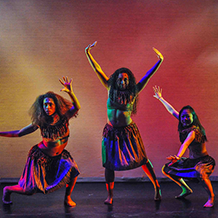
[2, 77, 80, 207]
[153, 86, 215, 207]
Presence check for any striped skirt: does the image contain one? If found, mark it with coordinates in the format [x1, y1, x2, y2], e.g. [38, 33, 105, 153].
[162, 155, 215, 180]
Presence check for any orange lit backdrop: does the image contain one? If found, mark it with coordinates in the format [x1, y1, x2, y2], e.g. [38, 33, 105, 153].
[0, 0, 217, 179]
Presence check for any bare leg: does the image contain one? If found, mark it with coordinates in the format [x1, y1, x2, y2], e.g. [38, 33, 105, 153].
[162, 165, 192, 199]
[105, 182, 114, 205]
[104, 168, 114, 205]
[198, 177, 214, 208]
[142, 160, 161, 201]
[2, 184, 27, 204]
[64, 177, 77, 207]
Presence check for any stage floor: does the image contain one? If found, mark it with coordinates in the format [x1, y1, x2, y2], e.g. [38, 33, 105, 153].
[0, 181, 217, 218]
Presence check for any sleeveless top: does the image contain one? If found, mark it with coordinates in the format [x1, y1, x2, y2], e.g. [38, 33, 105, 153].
[39, 116, 69, 140]
[179, 126, 208, 159]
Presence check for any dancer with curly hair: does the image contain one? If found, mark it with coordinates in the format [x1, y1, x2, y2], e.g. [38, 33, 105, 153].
[85, 41, 164, 204]
[2, 77, 80, 207]
[153, 86, 215, 207]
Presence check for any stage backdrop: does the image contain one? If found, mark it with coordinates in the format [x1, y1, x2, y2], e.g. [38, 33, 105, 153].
[0, 0, 217, 180]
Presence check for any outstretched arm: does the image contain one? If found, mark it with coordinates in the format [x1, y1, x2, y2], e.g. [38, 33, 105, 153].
[167, 131, 195, 165]
[0, 124, 38, 137]
[59, 76, 81, 118]
[85, 41, 109, 89]
[176, 131, 195, 157]
[153, 86, 179, 119]
[136, 48, 163, 93]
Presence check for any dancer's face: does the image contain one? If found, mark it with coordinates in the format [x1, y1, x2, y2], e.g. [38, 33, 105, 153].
[43, 98, 56, 116]
[116, 73, 129, 90]
[180, 109, 193, 127]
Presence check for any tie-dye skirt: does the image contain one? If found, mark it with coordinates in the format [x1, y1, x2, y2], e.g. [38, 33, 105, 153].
[18, 144, 80, 194]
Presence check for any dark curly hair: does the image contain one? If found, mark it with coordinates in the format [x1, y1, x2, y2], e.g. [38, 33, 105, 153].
[178, 105, 207, 142]
[29, 91, 72, 126]
[108, 68, 138, 114]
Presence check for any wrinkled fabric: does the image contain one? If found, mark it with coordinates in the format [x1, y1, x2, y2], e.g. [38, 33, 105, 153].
[102, 122, 147, 171]
[163, 155, 215, 180]
[18, 145, 80, 194]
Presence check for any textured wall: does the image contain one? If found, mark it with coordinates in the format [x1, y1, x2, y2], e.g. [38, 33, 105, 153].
[0, 0, 218, 179]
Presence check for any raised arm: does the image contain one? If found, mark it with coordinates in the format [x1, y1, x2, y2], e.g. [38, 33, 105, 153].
[0, 124, 38, 138]
[85, 41, 109, 89]
[136, 48, 163, 93]
[59, 76, 81, 118]
[153, 86, 179, 119]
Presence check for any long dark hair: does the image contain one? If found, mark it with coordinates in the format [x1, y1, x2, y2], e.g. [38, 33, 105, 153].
[29, 91, 72, 126]
[108, 67, 138, 114]
[178, 105, 207, 142]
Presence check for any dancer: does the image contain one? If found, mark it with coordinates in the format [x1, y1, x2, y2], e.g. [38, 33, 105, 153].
[2, 77, 80, 207]
[85, 41, 163, 204]
[153, 86, 215, 207]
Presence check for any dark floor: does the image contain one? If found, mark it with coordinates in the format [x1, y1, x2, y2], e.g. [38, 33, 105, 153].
[0, 181, 218, 218]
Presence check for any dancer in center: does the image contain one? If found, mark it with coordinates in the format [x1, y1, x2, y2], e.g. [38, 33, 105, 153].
[85, 41, 163, 204]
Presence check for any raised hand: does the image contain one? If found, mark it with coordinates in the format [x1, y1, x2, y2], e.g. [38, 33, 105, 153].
[85, 41, 97, 53]
[153, 48, 164, 61]
[59, 76, 73, 93]
[153, 86, 162, 100]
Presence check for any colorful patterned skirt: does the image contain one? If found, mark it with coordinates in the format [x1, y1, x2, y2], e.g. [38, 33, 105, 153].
[102, 122, 148, 171]
[162, 155, 215, 180]
[18, 144, 80, 194]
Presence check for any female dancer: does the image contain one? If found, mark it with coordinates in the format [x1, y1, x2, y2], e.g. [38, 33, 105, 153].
[85, 41, 164, 204]
[2, 77, 80, 207]
[153, 86, 215, 207]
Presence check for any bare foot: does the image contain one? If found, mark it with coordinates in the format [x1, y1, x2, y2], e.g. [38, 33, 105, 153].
[175, 189, 193, 199]
[2, 186, 13, 204]
[104, 197, 113, 205]
[64, 197, 76, 207]
[204, 198, 214, 208]
[154, 188, 162, 201]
